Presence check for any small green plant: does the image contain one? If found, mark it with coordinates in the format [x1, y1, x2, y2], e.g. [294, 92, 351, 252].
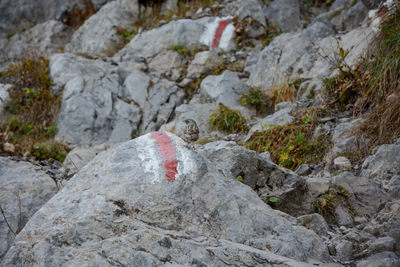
[31, 141, 69, 162]
[237, 176, 243, 182]
[312, 185, 353, 222]
[209, 104, 248, 133]
[169, 44, 190, 56]
[240, 87, 272, 114]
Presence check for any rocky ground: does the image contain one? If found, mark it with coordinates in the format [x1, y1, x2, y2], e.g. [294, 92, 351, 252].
[0, 0, 399, 266]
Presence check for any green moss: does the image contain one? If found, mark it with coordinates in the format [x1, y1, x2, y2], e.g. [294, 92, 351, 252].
[240, 87, 272, 114]
[31, 141, 69, 163]
[209, 104, 248, 133]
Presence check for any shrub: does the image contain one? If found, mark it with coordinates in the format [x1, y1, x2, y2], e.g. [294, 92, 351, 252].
[209, 104, 248, 133]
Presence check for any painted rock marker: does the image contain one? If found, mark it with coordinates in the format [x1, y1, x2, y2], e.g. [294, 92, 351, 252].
[150, 132, 178, 181]
[212, 19, 232, 47]
[200, 17, 235, 50]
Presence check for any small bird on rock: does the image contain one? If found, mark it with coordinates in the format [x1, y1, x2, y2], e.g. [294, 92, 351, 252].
[181, 119, 199, 144]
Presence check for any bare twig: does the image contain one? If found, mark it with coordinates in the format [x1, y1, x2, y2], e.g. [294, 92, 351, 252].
[0, 204, 16, 236]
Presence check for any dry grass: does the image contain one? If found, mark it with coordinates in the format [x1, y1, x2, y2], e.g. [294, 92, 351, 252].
[269, 82, 296, 105]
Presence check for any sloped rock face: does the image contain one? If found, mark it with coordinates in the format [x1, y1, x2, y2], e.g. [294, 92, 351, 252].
[65, 0, 140, 57]
[2, 133, 330, 265]
[0, 20, 72, 71]
[0, 157, 58, 260]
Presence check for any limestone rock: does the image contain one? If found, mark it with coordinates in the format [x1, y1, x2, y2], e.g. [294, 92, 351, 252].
[0, 157, 58, 260]
[0, 84, 12, 113]
[264, 0, 301, 32]
[186, 51, 223, 79]
[198, 141, 307, 216]
[2, 133, 330, 265]
[65, 0, 140, 57]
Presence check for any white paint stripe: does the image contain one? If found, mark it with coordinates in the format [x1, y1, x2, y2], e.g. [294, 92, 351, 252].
[137, 133, 162, 184]
[165, 132, 197, 180]
[219, 22, 235, 50]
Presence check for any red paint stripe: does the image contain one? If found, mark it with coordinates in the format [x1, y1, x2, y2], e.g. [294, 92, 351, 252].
[212, 19, 231, 47]
[151, 132, 178, 182]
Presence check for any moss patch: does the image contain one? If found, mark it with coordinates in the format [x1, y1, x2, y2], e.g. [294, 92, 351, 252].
[0, 57, 69, 162]
[240, 87, 273, 114]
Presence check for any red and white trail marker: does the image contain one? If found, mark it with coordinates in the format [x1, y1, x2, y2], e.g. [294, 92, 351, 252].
[200, 17, 235, 50]
[137, 132, 197, 184]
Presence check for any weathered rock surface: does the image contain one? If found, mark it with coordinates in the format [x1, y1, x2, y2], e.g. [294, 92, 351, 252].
[264, 0, 301, 32]
[0, 20, 72, 70]
[49, 53, 184, 146]
[361, 139, 400, 198]
[186, 50, 223, 79]
[200, 71, 249, 110]
[0, 157, 58, 260]
[65, 0, 140, 57]
[0, 0, 110, 39]
[2, 133, 330, 265]
[198, 141, 307, 216]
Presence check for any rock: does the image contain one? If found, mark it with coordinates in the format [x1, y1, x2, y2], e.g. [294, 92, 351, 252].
[161, 0, 178, 15]
[50, 53, 184, 146]
[296, 164, 312, 176]
[200, 71, 249, 110]
[335, 240, 353, 261]
[247, 19, 335, 91]
[2, 133, 330, 265]
[148, 50, 185, 80]
[333, 156, 352, 170]
[264, 0, 301, 32]
[0, 20, 72, 69]
[297, 213, 330, 236]
[114, 17, 233, 64]
[332, 172, 389, 217]
[50, 53, 137, 146]
[361, 0, 384, 9]
[245, 107, 294, 141]
[186, 51, 223, 79]
[0, 0, 110, 39]
[0, 84, 12, 113]
[361, 140, 400, 188]
[65, 0, 140, 57]
[330, 1, 369, 31]
[198, 141, 307, 216]
[63, 143, 114, 176]
[369, 236, 395, 253]
[222, 0, 266, 27]
[356, 251, 400, 267]
[274, 101, 293, 112]
[335, 205, 354, 226]
[0, 157, 58, 260]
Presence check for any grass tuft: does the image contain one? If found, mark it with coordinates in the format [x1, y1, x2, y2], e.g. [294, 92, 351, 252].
[240, 87, 273, 114]
[209, 104, 248, 133]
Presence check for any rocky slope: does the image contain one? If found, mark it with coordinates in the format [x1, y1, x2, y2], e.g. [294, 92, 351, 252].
[0, 0, 399, 266]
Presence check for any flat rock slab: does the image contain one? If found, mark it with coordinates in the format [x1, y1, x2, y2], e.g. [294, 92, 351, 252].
[3, 133, 330, 266]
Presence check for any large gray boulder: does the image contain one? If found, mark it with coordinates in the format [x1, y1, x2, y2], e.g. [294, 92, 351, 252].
[247, 19, 335, 91]
[65, 0, 140, 57]
[2, 133, 330, 265]
[0, 157, 58, 260]
[114, 16, 235, 64]
[0, 20, 72, 70]
[49, 53, 184, 146]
